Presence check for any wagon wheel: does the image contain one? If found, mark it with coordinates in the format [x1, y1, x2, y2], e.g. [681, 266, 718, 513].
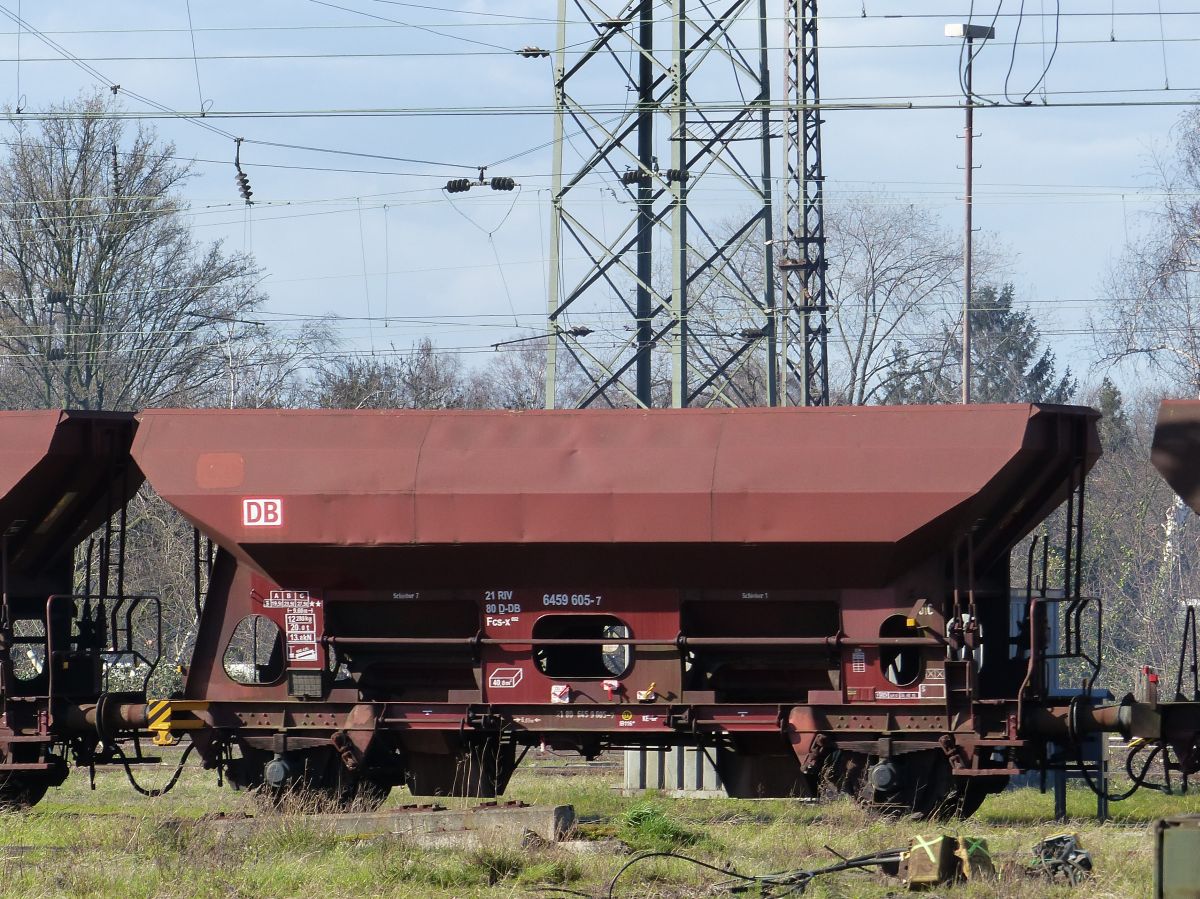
[930, 774, 1008, 821]
[0, 747, 53, 811]
[271, 750, 391, 812]
[835, 750, 1002, 821]
[233, 747, 392, 812]
[404, 738, 517, 799]
[0, 772, 49, 811]
[224, 745, 271, 792]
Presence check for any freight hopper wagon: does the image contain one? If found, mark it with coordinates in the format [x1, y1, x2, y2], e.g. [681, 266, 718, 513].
[1149, 399, 1200, 782]
[125, 403, 1108, 818]
[0, 412, 164, 808]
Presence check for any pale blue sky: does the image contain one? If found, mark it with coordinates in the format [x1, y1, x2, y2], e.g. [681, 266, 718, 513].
[4, 2, 1199, 393]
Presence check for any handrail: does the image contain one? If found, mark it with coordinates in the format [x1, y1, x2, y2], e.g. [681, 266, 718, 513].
[324, 634, 944, 649]
[44, 593, 162, 698]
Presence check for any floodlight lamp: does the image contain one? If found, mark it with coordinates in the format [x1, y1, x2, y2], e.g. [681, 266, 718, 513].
[944, 23, 996, 40]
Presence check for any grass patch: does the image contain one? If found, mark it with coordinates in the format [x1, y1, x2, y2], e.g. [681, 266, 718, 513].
[466, 846, 527, 884]
[618, 800, 703, 852]
[0, 757, 1194, 896]
[517, 857, 582, 886]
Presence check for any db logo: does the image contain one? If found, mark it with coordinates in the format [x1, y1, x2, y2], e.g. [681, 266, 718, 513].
[243, 498, 283, 527]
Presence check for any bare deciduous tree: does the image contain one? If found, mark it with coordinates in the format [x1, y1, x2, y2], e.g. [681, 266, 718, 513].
[477, 337, 547, 410]
[223, 318, 335, 409]
[311, 338, 490, 410]
[685, 197, 968, 406]
[1097, 108, 1200, 397]
[1082, 388, 1200, 689]
[824, 198, 963, 405]
[1094, 109, 1200, 667]
[0, 93, 269, 410]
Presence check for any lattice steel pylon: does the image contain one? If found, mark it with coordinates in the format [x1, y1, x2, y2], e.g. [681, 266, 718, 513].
[781, 0, 829, 406]
[544, 0, 778, 409]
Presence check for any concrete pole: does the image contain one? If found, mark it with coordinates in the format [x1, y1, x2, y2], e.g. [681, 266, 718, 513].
[962, 37, 976, 405]
[544, 0, 569, 409]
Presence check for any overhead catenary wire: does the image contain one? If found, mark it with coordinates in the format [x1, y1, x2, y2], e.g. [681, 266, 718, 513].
[359, 0, 574, 23]
[0, 39, 1166, 372]
[0, 105, 1183, 195]
[2, 8, 1200, 35]
[0, 147, 1184, 204]
[999, 0, 1063, 106]
[1021, 0, 1061, 104]
[306, 0, 516, 53]
[441, 180, 525, 327]
[383, 204, 391, 327]
[12, 0, 19, 112]
[1003, 0, 1031, 104]
[9, 307, 1200, 347]
[1042, 0, 1052, 102]
[0, 2, 1194, 377]
[17, 33, 1200, 61]
[0, 10, 634, 183]
[0, 326, 1156, 375]
[0, 1, 236, 145]
[4, 282, 1184, 334]
[1158, 0, 1173, 89]
[356, 197, 376, 353]
[13, 95, 1200, 119]
[958, 0, 1003, 105]
[183, 0, 209, 114]
[238, 138, 477, 170]
[0, 23, 1190, 210]
[2, 5, 1200, 142]
[0, 181, 1178, 250]
[0, 3, 494, 190]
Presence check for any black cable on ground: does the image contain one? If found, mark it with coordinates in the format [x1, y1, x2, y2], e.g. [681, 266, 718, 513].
[586, 847, 907, 899]
[1075, 740, 1166, 802]
[742, 848, 907, 898]
[606, 851, 758, 898]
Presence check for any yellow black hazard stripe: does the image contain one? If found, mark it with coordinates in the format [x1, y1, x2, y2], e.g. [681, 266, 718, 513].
[145, 700, 209, 746]
[147, 700, 172, 731]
